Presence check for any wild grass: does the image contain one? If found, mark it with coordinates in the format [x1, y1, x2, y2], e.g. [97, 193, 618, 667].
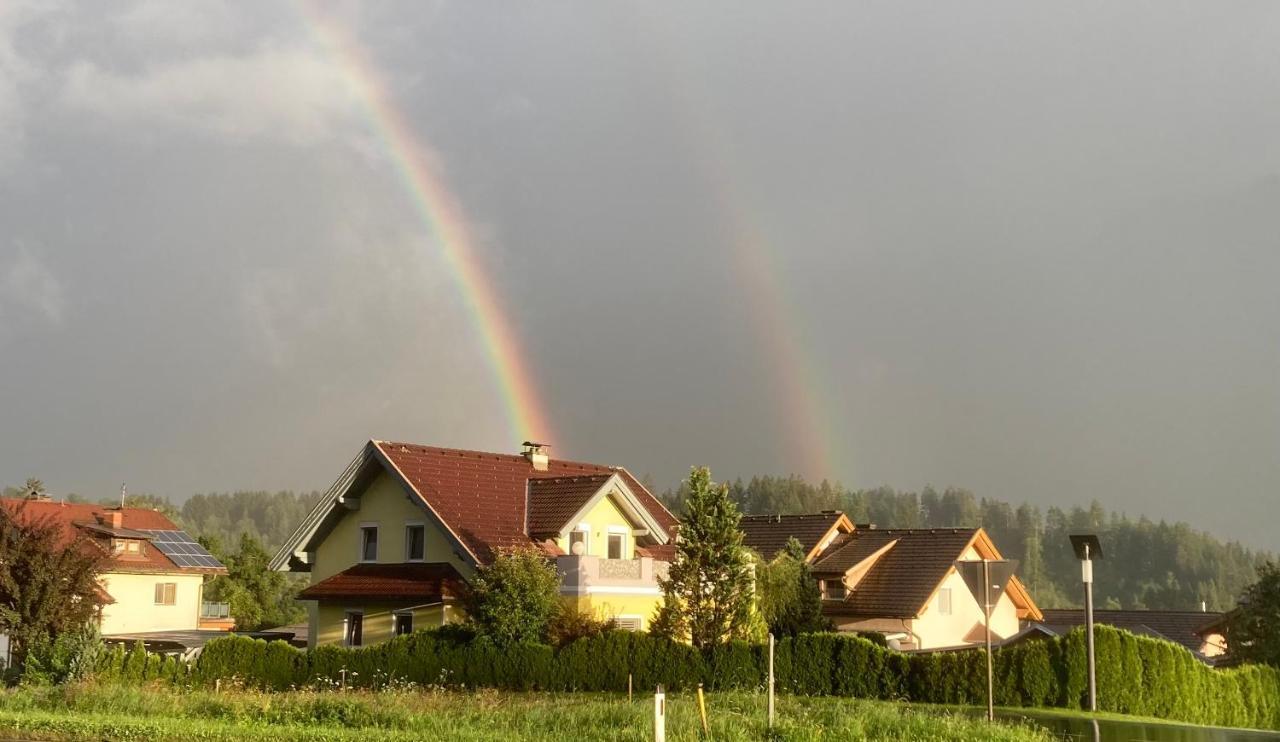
[0, 683, 1051, 741]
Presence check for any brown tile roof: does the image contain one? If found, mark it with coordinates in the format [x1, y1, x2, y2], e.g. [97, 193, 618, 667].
[374, 442, 677, 563]
[1039, 609, 1223, 654]
[526, 474, 613, 536]
[0, 498, 222, 575]
[739, 513, 848, 560]
[298, 562, 466, 602]
[636, 543, 677, 562]
[816, 528, 981, 619]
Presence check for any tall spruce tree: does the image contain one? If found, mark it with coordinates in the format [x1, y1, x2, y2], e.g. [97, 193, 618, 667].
[652, 467, 757, 648]
[1228, 561, 1280, 667]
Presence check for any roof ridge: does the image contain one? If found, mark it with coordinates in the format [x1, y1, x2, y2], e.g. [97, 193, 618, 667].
[374, 440, 617, 472]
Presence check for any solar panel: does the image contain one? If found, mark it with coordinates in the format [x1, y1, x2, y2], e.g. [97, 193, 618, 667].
[139, 530, 225, 570]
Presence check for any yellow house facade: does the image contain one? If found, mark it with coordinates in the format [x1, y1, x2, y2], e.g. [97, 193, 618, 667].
[273, 441, 679, 648]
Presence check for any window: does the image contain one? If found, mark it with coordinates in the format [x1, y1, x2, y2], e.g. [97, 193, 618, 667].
[153, 582, 176, 606]
[113, 539, 141, 554]
[360, 525, 378, 562]
[937, 588, 953, 616]
[568, 527, 588, 555]
[394, 612, 414, 636]
[823, 580, 846, 601]
[614, 616, 643, 632]
[345, 611, 364, 647]
[405, 524, 425, 561]
[607, 533, 625, 560]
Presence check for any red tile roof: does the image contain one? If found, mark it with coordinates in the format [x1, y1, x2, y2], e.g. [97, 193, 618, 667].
[0, 498, 220, 575]
[298, 562, 466, 602]
[526, 474, 613, 536]
[373, 442, 677, 563]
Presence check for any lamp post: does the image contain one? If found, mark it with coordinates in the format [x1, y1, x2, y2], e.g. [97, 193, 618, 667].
[1070, 534, 1103, 713]
[956, 558, 1019, 722]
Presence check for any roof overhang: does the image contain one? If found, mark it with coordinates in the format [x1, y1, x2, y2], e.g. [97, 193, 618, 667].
[806, 513, 856, 562]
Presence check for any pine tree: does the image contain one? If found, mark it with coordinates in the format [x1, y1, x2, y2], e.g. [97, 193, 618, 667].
[652, 467, 757, 648]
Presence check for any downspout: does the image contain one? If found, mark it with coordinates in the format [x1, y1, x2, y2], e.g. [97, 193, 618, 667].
[902, 619, 922, 650]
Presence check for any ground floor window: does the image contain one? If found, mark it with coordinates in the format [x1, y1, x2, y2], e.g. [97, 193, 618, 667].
[153, 582, 176, 605]
[394, 611, 413, 636]
[345, 611, 364, 647]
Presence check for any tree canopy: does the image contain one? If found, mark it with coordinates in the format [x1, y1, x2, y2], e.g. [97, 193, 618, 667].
[0, 501, 108, 668]
[201, 533, 306, 631]
[1228, 561, 1280, 667]
[464, 546, 562, 646]
[756, 536, 831, 637]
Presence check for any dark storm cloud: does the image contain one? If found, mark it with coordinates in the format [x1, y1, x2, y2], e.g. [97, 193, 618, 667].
[0, 1, 1276, 549]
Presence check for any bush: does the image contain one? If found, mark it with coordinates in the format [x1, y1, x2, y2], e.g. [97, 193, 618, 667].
[81, 626, 1280, 732]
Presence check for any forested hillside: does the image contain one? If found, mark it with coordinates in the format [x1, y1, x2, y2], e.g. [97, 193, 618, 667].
[658, 476, 1271, 612]
[7, 477, 1267, 613]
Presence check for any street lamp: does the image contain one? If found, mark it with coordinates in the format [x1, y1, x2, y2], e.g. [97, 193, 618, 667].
[1070, 534, 1103, 713]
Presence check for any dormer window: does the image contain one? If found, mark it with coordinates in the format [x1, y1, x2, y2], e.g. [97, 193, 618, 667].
[112, 539, 142, 555]
[823, 579, 847, 600]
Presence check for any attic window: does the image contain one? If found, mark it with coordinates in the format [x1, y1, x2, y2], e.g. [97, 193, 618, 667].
[360, 525, 379, 562]
[823, 580, 846, 601]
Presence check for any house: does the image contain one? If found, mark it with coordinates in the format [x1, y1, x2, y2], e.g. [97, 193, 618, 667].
[0, 498, 228, 657]
[738, 513, 1043, 651]
[271, 440, 679, 648]
[1038, 608, 1228, 663]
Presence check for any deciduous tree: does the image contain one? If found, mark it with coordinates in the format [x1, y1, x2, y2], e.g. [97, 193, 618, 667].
[0, 500, 108, 668]
[464, 546, 562, 645]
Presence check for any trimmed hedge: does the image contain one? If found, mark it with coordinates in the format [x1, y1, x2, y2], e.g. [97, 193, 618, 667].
[100, 626, 1280, 731]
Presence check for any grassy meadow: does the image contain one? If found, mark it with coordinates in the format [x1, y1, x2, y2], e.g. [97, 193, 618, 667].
[0, 683, 1053, 741]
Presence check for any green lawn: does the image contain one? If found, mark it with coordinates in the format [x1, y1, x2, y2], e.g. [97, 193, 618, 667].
[0, 684, 1052, 741]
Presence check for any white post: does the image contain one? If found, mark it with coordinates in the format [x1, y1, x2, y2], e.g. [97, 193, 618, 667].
[654, 685, 666, 742]
[768, 633, 776, 728]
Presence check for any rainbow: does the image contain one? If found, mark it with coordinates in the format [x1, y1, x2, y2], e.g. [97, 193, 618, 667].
[628, 12, 840, 482]
[294, 2, 552, 445]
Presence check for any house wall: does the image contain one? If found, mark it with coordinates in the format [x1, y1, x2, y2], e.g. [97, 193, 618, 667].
[309, 470, 474, 648]
[315, 602, 453, 648]
[909, 545, 1021, 650]
[98, 571, 205, 634]
[554, 493, 637, 559]
[311, 471, 474, 584]
[565, 594, 660, 631]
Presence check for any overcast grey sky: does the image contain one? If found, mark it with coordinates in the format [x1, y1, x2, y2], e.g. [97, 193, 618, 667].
[1, 1, 1277, 549]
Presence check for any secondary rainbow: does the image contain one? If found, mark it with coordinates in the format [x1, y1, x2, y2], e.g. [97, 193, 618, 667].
[629, 12, 841, 482]
[295, 2, 552, 445]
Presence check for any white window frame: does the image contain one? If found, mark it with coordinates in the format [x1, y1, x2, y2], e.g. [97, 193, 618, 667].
[614, 615, 644, 632]
[358, 523, 379, 563]
[937, 587, 953, 616]
[344, 610, 364, 647]
[393, 610, 414, 636]
[568, 523, 590, 555]
[404, 522, 426, 562]
[154, 582, 177, 606]
[606, 525, 628, 560]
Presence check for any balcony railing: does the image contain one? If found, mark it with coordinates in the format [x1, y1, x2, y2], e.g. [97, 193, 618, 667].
[200, 601, 231, 619]
[556, 555, 668, 595]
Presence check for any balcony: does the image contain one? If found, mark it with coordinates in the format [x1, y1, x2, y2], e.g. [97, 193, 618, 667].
[556, 555, 668, 595]
[198, 601, 235, 631]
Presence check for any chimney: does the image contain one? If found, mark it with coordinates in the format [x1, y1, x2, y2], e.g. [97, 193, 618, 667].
[522, 441, 550, 472]
[96, 510, 124, 529]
